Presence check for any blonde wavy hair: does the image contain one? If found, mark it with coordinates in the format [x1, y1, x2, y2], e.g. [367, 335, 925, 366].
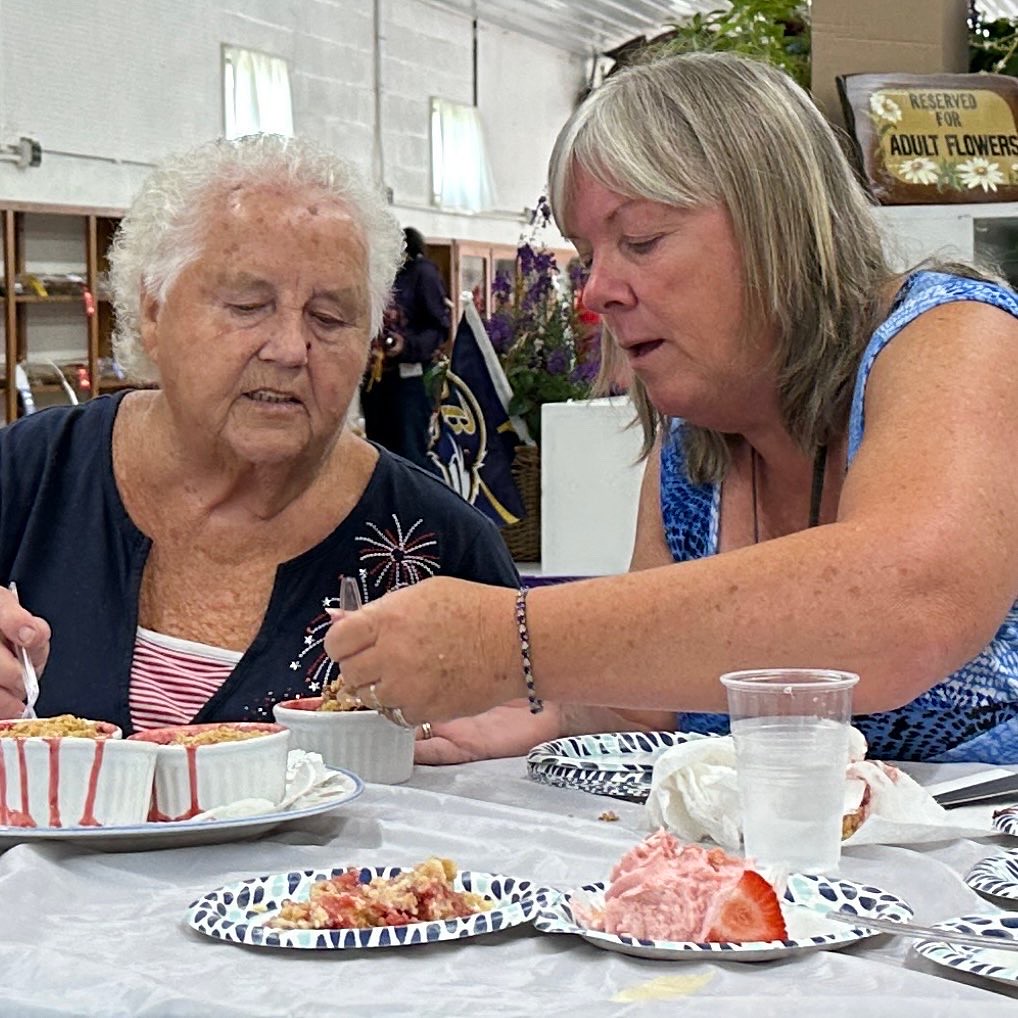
[548, 52, 893, 484]
[108, 134, 403, 384]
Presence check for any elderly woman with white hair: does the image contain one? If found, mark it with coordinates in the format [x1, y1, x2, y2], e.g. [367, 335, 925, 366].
[0, 134, 526, 737]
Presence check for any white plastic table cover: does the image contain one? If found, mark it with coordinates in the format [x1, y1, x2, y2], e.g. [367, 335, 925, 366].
[0, 756, 1016, 1018]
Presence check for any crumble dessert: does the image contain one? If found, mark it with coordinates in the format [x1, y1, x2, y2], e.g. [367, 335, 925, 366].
[267, 857, 492, 930]
[0, 715, 113, 739]
[317, 676, 369, 712]
[168, 725, 270, 747]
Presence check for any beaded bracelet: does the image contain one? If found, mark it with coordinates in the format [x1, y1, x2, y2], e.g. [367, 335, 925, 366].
[515, 586, 543, 714]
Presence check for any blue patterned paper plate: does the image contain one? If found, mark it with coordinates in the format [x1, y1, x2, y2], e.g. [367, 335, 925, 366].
[186, 867, 552, 950]
[526, 731, 713, 801]
[913, 914, 1018, 988]
[992, 806, 1018, 837]
[965, 849, 1018, 903]
[533, 873, 913, 962]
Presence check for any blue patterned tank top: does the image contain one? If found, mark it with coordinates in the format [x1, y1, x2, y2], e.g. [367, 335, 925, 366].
[661, 271, 1018, 763]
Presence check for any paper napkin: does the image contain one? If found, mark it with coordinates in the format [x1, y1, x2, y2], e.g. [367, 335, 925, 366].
[189, 750, 346, 822]
[645, 733, 1000, 849]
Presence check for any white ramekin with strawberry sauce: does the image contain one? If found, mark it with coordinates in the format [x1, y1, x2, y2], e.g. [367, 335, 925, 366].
[0, 715, 158, 828]
[127, 721, 290, 821]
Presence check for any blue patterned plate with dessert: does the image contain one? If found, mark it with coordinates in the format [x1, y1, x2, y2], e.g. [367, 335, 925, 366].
[526, 731, 715, 800]
[186, 864, 553, 950]
[965, 849, 1018, 904]
[534, 873, 913, 962]
[913, 914, 1018, 988]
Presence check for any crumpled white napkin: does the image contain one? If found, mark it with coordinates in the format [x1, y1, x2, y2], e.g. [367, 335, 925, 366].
[188, 750, 346, 822]
[645, 731, 995, 849]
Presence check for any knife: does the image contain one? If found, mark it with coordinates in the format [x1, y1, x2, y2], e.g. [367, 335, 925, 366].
[932, 773, 1018, 809]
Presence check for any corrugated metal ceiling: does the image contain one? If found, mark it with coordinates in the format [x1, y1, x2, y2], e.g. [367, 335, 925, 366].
[425, 1, 1018, 58]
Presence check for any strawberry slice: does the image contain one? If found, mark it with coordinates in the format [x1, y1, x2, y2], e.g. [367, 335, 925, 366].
[705, 871, 788, 943]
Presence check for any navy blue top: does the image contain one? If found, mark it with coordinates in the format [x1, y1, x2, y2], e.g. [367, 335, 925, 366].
[392, 255, 450, 364]
[0, 392, 518, 734]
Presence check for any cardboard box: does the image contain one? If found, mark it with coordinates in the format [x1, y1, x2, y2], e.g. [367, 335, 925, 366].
[811, 0, 970, 128]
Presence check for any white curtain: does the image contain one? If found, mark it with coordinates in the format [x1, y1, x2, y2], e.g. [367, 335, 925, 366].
[430, 98, 497, 212]
[223, 46, 294, 139]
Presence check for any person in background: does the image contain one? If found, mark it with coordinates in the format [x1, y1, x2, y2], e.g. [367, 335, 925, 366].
[361, 226, 450, 470]
[0, 134, 524, 745]
[325, 52, 1018, 765]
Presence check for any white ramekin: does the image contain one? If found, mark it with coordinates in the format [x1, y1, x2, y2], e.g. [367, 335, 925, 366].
[0, 719, 158, 828]
[273, 698, 414, 784]
[127, 722, 290, 821]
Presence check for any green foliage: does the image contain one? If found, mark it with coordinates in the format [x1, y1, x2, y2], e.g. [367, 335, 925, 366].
[969, 6, 1018, 76]
[639, 1, 811, 90]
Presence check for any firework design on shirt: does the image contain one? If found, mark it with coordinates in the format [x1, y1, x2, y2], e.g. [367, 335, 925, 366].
[356, 514, 440, 592]
[246, 569, 370, 721]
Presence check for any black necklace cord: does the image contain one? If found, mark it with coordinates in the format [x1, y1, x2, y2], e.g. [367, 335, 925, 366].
[808, 444, 828, 529]
[750, 443, 828, 544]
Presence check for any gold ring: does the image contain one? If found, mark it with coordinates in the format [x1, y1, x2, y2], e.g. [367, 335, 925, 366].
[420, 721, 433, 740]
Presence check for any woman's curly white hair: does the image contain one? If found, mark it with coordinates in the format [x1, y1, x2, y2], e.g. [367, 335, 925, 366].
[108, 133, 404, 383]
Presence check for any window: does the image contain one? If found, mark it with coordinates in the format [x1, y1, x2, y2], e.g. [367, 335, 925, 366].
[430, 98, 496, 212]
[222, 45, 294, 139]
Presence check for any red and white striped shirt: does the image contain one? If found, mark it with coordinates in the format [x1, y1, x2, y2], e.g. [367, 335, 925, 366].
[129, 627, 243, 732]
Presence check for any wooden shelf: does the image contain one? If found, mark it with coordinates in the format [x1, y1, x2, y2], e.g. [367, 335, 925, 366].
[2, 204, 125, 422]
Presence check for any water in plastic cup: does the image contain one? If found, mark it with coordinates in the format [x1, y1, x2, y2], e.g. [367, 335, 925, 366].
[719, 669, 859, 875]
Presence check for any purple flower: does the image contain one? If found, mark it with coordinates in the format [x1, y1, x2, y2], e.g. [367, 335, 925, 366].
[570, 358, 599, 385]
[492, 272, 512, 301]
[518, 244, 536, 276]
[524, 275, 553, 310]
[546, 348, 569, 376]
[568, 259, 589, 291]
[529, 194, 551, 230]
[533, 250, 557, 276]
[484, 312, 515, 354]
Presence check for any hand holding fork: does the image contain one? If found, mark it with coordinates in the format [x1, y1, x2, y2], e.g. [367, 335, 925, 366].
[2, 582, 46, 719]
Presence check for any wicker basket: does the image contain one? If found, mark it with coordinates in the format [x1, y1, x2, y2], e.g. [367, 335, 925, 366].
[501, 443, 541, 563]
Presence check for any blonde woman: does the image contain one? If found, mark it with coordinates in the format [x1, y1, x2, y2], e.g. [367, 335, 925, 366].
[327, 53, 1018, 764]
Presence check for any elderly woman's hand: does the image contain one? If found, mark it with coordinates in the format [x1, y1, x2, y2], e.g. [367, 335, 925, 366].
[324, 576, 521, 727]
[0, 590, 51, 719]
[413, 700, 566, 765]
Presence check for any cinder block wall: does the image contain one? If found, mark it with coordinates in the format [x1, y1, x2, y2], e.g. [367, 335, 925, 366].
[0, 0, 583, 245]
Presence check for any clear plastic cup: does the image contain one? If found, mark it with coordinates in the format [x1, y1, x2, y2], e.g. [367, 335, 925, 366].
[719, 668, 860, 874]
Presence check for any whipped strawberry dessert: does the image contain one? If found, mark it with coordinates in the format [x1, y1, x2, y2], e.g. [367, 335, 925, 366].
[574, 830, 787, 943]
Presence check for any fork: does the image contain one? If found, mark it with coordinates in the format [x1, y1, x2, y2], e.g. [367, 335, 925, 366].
[336, 576, 411, 729]
[7, 582, 39, 719]
[826, 910, 1018, 952]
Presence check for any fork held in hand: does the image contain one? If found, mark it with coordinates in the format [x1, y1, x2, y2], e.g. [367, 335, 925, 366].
[8, 582, 39, 719]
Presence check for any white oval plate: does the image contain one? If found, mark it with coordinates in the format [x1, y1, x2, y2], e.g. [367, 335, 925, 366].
[913, 914, 1018, 988]
[965, 850, 1018, 903]
[0, 769, 362, 852]
[186, 867, 551, 950]
[526, 731, 713, 801]
[533, 873, 913, 962]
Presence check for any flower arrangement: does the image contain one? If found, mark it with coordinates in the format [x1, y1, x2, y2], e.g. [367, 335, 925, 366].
[483, 197, 601, 444]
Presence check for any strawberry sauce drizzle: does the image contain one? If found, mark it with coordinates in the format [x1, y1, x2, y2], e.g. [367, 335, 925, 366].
[78, 740, 106, 826]
[0, 738, 109, 828]
[46, 737, 61, 826]
[147, 745, 203, 822]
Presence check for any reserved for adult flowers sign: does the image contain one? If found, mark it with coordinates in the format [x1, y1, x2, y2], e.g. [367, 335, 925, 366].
[838, 71, 1018, 204]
